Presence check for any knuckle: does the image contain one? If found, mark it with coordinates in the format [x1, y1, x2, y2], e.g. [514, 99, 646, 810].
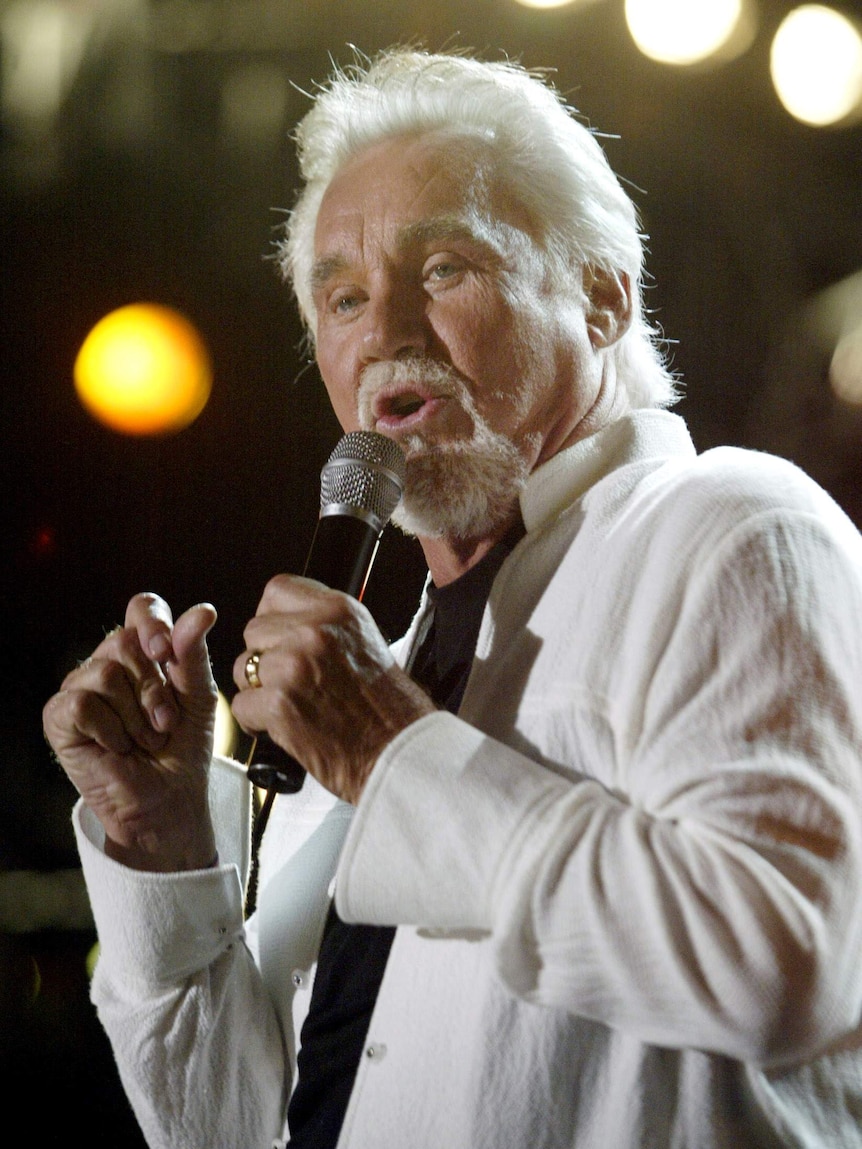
[110, 626, 142, 658]
[260, 573, 294, 608]
[280, 646, 317, 688]
[299, 623, 338, 665]
[91, 658, 129, 693]
[322, 592, 355, 623]
[267, 573, 293, 594]
[64, 687, 95, 725]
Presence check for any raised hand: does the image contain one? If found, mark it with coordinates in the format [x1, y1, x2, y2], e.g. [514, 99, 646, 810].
[43, 593, 219, 872]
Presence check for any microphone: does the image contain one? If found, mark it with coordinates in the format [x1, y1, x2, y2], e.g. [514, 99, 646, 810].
[245, 430, 406, 793]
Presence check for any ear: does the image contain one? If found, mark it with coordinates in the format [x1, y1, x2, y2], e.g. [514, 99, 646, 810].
[584, 265, 633, 350]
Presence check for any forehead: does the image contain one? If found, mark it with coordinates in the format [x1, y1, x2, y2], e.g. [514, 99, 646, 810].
[312, 133, 533, 265]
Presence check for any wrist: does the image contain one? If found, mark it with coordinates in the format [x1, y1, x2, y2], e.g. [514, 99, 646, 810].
[104, 822, 218, 873]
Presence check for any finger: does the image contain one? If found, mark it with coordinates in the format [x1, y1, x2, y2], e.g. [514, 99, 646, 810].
[44, 668, 152, 761]
[242, 584, 356, 659]
[233, 646, 271, 693]
[256, 573, 339, 616]
[43, 684, 131, 776]
[124, 591, 176, 663]
[167, 603, 218, 704]
[78, 623, 177, 738]
[234, 648, 254, 693]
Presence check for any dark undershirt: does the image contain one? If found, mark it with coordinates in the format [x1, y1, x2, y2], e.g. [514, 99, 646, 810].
[285, 518, 525, 1148]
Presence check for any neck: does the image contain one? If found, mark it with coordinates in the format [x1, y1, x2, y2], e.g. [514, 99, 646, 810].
[418, 506, 522, 587]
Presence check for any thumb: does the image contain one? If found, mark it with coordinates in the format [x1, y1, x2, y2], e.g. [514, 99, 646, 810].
[167, 603, 218, 702]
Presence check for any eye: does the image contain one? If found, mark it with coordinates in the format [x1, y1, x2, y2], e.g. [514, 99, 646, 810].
[423, 255, 465, 285]
[329, 288, 364, 314]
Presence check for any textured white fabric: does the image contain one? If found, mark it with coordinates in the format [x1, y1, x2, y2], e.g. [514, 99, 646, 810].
[75, 410, 862, 1148]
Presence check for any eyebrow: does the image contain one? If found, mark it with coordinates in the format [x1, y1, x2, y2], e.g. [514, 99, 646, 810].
[309, 213, 506, 294]
[310, 255, 351, 294]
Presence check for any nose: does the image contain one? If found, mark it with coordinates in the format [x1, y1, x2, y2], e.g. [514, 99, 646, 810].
[360, 281, 429, 363]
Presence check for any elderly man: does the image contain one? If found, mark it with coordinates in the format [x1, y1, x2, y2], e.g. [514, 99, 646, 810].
[43, 49, 862, 1149]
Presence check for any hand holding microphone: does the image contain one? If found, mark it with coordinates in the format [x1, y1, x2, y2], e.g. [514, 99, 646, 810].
[232, 431, 436, 803]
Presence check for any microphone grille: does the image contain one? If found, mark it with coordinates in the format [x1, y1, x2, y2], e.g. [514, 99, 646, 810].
[320, 431, 406, 526]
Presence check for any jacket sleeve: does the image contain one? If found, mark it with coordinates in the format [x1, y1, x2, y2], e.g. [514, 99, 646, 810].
[335, 508, 862, 1070]
[75, 757, 288, 1149]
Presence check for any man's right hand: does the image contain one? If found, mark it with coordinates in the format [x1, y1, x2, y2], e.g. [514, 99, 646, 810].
[42, 593, 219, 873]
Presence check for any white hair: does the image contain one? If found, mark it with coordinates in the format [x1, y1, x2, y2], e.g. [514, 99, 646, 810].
[278, 48, 679, 410]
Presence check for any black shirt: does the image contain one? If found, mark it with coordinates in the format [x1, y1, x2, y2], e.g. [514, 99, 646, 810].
[286, 519, 525, 1147]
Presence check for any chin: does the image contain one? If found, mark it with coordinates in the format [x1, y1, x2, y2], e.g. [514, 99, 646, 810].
[392, 438, 528, 540]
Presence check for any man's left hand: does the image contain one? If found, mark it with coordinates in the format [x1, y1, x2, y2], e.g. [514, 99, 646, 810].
[232, 575, 435, 804]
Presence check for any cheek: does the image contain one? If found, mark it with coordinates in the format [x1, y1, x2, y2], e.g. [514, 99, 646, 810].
[318, 355, 361, 433]
[435, 295, 519, 377]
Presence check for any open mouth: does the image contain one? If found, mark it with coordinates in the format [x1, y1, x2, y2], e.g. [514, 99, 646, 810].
[386, 392, 427, 417]
[374, 387, 443, 429]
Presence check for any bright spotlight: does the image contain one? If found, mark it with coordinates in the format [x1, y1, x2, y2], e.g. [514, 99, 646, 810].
[512, 0, 587, 8]
[808, 270, 862, 405]
[73, 303, 212, 436]
[625, 0, 751, 66]
[830, 325, 862, 405]
[214, 690, 240, 759]
[770, 5, 862, 126]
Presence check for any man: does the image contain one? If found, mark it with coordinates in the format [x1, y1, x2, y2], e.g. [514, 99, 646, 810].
[43, 49, 862, 1148]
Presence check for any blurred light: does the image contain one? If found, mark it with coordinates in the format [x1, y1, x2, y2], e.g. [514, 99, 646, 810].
[770, 5, 862, 126]
[0, 0, 94, 126]
[28, 523, 57, 560]
[807, 269, 862, 404]
[625, 0, 751, 65]
[0, 870, 93, 932]
[214, 690, 240, 758]
[512, 0, 585, 9]
[73, 303, 212, 436]
[221, 63, 290, 145]
[830, 325, 862, 404]
[86, 941, 99, 980]
[30, 957, 42, 1004]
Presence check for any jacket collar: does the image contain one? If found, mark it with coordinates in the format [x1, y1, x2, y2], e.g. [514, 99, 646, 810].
[519, 409, 695, 535]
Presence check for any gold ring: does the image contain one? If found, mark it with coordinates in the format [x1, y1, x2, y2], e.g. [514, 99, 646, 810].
[244, 652, 262, 689]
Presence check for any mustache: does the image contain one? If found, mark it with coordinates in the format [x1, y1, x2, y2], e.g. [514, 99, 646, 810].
[357, 358, 466, 428]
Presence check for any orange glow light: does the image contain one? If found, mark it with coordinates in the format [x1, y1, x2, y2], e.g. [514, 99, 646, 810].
[73, 303, 212, 435]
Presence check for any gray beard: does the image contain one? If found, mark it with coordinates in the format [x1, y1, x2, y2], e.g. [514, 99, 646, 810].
[392, 430, 528, 540]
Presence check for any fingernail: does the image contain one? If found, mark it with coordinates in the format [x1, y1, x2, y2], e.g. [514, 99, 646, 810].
[149, 634, 172, 662]
[153, 703, 175, 732]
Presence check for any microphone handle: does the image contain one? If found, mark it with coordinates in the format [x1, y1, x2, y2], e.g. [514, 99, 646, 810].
[245, 514, 383, 793]
[304, 514, 382, 598]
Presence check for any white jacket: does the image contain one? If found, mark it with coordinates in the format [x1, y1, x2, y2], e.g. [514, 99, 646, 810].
[75, 410, 862, 1148]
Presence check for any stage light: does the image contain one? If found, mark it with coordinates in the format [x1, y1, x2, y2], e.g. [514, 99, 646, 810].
[86, 941, 99, 979]
[770, 5, 862, 126]
[830, 325, 862, 405]
[512, 0, 585, 8]
[214, 690, 240, 758]
[73, 303, 212, 436]
[625, 0, 750, 65]
[808, 270, 862, 405]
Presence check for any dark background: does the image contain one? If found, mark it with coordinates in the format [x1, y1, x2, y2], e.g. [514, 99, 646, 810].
[1, 0, 860, 1142]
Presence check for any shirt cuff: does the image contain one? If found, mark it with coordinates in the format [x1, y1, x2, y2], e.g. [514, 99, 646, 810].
[74, 800, 246, 991]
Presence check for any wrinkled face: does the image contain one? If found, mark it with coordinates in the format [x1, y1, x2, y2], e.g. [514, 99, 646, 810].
[310, 132, 605, 536]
